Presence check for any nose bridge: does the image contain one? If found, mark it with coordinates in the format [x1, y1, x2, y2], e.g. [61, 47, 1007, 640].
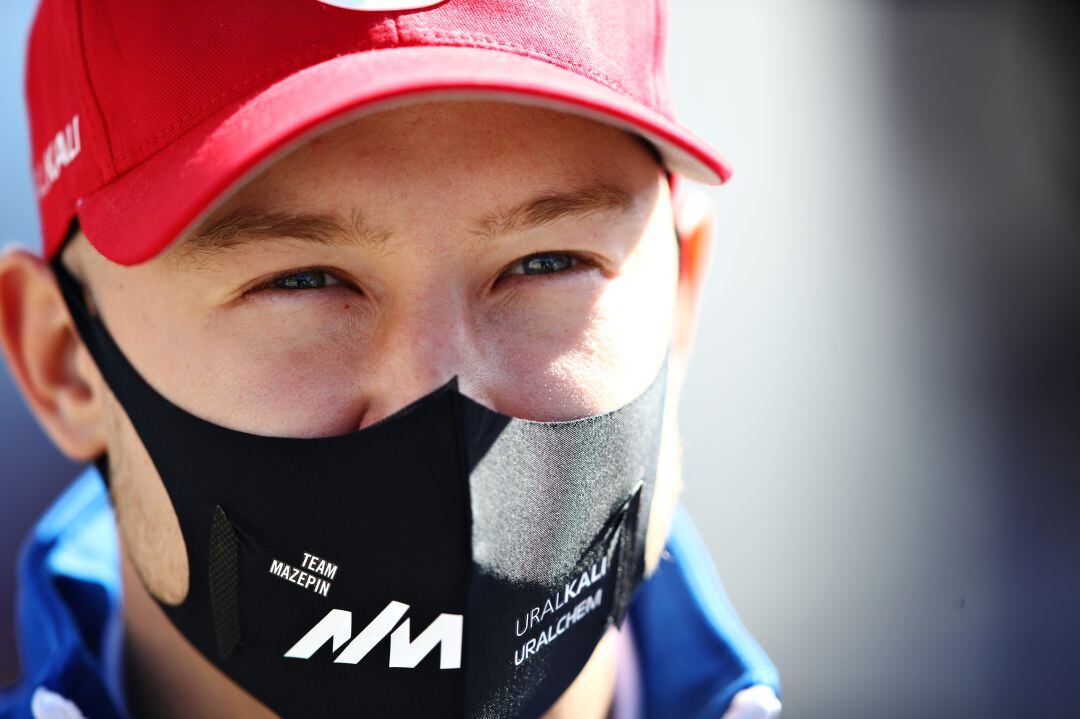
[360, 284, 471, 428]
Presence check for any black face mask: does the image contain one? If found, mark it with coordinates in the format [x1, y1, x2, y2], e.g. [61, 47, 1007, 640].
[54, 260, 666, 719]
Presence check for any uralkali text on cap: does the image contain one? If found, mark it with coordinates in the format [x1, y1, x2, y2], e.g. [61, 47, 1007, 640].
[26, 0, 731, 265]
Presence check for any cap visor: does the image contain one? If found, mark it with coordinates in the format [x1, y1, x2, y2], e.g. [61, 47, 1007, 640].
[80, 45, 731, 265]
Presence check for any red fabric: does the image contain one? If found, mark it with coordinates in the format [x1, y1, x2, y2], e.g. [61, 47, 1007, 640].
[26, 0, 730, 264]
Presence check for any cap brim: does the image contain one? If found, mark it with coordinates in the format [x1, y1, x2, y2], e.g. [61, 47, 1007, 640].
[79, 45, 731, 265]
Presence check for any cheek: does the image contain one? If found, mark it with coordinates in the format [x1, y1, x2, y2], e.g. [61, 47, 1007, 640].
[480, 238, 679, 421]
[98, 274, 376, 437]
[168, 304, 375, 437]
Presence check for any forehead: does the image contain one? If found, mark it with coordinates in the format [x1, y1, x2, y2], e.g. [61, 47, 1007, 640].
[229, 100, 658, 207]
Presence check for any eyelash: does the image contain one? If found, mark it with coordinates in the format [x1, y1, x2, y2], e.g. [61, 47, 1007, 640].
[499, 252, 589, 279]
[249, 252, 592, 297]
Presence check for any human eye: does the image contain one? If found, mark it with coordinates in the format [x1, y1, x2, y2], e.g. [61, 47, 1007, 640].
[236, 267, 356, 303]
[268, 268, 343, 290]
[505, 252, 580, 276]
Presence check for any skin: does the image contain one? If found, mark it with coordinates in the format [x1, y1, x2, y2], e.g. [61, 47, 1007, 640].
[0, 101, 717, 719]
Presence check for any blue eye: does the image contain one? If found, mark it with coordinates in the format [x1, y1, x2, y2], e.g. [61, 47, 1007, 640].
[511, 253, 577, 276]
[271, 269, 341, 290]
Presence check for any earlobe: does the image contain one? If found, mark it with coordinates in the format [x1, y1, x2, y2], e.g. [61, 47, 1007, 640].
[0, 247, 107, 460]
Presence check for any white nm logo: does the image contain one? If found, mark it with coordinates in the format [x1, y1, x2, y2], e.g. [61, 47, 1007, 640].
[284, 601, 463, 669]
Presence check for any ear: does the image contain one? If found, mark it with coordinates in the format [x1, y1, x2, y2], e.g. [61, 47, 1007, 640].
[0, 247, 107, 460]
[670, 184, 717, 392]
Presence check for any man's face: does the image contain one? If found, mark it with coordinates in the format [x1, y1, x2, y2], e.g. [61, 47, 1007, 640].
[61, 101, 689, 604]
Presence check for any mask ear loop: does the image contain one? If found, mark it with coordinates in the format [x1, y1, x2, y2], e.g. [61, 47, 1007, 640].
[50, 254, 114, 487]
[93, 453, 112, 489]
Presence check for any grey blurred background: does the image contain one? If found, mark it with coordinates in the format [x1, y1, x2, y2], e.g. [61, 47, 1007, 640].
[2, 1, 1078, 717]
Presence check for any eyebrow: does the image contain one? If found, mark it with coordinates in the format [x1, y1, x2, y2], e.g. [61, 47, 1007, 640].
[181, 207, 390, 259]
[469, 182, 634, 242]
[179, 182, 634, 261]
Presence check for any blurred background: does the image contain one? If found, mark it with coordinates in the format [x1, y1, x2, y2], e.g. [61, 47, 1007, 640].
[1, 1, 1077, 717]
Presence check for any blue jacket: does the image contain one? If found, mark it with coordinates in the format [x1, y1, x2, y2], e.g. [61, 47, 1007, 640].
[0, 468, 779, 718]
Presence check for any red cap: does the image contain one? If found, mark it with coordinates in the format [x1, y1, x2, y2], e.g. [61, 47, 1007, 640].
[26, 0, 731, 265]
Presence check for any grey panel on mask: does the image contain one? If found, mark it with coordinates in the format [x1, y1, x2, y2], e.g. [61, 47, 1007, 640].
[466, 363, 667, 585]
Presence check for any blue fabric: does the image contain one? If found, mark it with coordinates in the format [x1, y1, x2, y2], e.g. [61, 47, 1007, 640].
[0, 468, 125, 719]
[0, 468, 779, 718]
[630, 504, 781, 719]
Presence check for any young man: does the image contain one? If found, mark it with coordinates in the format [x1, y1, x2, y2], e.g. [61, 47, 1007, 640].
[0, 1, 780, 717]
